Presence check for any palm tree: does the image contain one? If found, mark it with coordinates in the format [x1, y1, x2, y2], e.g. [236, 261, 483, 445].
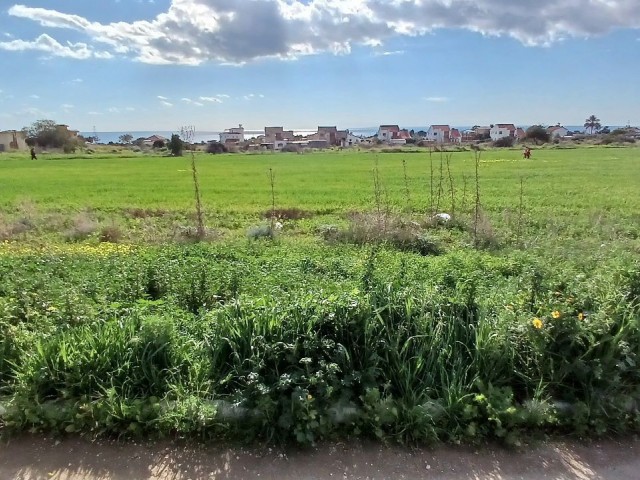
[584, 115, 602, 135]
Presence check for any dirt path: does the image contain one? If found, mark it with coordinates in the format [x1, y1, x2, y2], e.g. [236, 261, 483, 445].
[1, 434, 639, 479]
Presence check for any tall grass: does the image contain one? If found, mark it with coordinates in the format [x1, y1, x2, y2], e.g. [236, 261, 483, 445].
[1, 243, 639, 444]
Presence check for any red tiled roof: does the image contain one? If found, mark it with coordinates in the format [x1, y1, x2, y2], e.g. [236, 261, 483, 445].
[450, 128, 461, 138]
[380, 125, 400, 132]
[430, 125, 451, 131]
[495, 124, 516, 129]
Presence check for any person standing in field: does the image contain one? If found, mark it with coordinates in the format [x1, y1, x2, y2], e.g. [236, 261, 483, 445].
[30, 147, 37, 160]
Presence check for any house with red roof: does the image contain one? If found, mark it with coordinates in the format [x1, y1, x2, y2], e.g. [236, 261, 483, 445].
[547, 125, 569, 138]
[377, 125, 400, 142]
[427, 124, 462, 143]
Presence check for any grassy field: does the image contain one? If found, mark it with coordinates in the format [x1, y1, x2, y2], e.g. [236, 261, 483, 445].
[0, 145, 639, 445]
[1, 147, 638, 215]
[1, 146, 639, 249]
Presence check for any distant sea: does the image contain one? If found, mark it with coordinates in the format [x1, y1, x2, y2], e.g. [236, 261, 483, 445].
[83, 125, 598, 144]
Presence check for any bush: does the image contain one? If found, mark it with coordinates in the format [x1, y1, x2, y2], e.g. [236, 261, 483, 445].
[152, 139, 165, 149]
[493, 136, 515, 148]
[206, 142, 228, 154]
[281, 144, 301, 153]
[526, 126, 550, 144]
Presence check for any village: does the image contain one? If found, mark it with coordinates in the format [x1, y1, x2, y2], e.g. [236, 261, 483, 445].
[216, 123, 579, 150]
[2, 121, 639, 153]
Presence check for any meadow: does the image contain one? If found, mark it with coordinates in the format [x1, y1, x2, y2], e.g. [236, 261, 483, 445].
[0, 145, 639, 445]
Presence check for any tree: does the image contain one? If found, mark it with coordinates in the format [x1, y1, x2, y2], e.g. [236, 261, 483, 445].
[584, 115, 601, 135]
[118, 134, 133, 144]
[167, 134, 184, 156]
[23, 119, 66, 148]
[525, 125, 550, 144]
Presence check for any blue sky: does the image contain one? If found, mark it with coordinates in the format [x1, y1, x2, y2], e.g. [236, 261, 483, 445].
[0, 0, 639, 132]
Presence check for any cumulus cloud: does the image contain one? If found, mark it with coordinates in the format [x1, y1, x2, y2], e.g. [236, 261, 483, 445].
[0, 32, 112, 59]
[5, 1, 640, 64]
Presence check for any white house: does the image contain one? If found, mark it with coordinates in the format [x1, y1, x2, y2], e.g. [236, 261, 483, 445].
[340, 131, 364, 147]
[377, 125, 400, 142]
[490, 124, 517, 141]
[547, 125, 569, 138]
[426, 125, 450, 143]
[220, 124, 245, 144]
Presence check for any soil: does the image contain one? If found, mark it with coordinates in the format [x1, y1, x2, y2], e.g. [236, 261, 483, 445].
[1, 434, 639, 479]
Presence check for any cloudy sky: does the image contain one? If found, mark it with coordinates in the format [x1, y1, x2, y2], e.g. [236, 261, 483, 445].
[1, 0, 639, 131]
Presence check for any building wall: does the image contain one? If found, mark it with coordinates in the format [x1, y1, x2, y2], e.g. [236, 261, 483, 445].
[490, 126, 515, 141]
[426, 127, 449, 143]
[0, 131, 28, 151]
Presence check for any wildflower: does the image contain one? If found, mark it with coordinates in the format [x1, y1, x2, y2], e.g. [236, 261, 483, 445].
[532, 318, 543, 329]
[307, 394, 313, 401]
[578, 312, 585, 321]
[552, 310, 561, 319]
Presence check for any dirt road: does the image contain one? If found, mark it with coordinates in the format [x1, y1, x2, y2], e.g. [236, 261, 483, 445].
[1, 434, 639, 479]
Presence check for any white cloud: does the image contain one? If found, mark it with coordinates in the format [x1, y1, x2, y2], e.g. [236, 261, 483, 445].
[0, 32, 112, 60]
[157, 95, 168, 100]
[160, 100, 173, 107]
[199, 96, 223, 103]
[373, 50, 404, 56]
[61, 103, 74, 111]
[424, 96, 449, 102]
[29, 94, 40, 99]
[6, 1, 640, 65]
[181, 97, 204, 106]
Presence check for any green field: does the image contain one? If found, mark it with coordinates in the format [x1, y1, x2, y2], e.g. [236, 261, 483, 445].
[0, 146, 639, 445]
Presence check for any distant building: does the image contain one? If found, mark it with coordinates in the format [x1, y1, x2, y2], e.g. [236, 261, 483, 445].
[220, 124, 245, 144]
[0, 130, 27, 152]
[426, 125, 451, 143]
[264, 127, 294, 143]
[56, 124, 79, 139]
[377, 125, 400, 142]
[490, 124, 517, 141]
[142, 135, 167, 146]
[547, 125, 569, 138]
[338, 130, 364, 147]
[317, 126, 338, 145]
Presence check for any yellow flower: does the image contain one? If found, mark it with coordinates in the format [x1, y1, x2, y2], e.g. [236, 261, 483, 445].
[532, 318, 543, 329]
[307, 394, 313, 401]
[552, 310, 561, 319]
[578, 312, 584, 321]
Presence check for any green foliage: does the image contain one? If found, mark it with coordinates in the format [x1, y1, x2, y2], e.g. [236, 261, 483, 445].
[118, 134, 133, 144]
[493, 136, 515, 148]
[206, 142, 228, 154]
[22, 119, 73, 149]
[0, 244, 639, 444]
[167, 134, 184, 156]
[526, 125, 551, 143]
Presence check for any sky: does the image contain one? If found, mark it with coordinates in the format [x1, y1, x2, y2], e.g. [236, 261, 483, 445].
[0, 0, 639, 132]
